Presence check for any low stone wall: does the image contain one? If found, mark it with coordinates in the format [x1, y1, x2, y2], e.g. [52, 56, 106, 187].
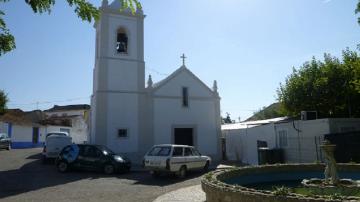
[201, 164, 360, 202]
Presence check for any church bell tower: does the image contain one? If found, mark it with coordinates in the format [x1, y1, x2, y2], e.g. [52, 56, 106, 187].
[91, 0, 145, 157]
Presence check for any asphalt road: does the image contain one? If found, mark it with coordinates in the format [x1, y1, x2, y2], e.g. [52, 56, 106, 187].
[0, 148, 203, 202]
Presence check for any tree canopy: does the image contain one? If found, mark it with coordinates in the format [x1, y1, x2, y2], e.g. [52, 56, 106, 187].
[277, 49, 360, 118]
[0, 90, 8, 115]
[0, 0, 141, 56]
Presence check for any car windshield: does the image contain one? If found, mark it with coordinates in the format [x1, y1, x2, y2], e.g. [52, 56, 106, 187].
[46, 133, 67, 138]
[148, 146, 171, 156]
[96, 145, 115, 155]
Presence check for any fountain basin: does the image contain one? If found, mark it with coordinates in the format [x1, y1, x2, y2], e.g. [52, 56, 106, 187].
[201, 164, 360, 202]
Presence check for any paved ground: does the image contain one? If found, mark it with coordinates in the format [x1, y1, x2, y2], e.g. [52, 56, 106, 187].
[0, 148, 206, 202]
[153, 185, 205, 202]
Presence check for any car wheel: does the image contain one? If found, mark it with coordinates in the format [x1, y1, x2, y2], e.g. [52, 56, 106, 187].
[104, 164, 115, 175]
[42, 156, 48, 164]
[203, 161, 210, 171]
[57, 161, 68, 173]
[177, 166, 187, 178]
[7, 144, 10, 150]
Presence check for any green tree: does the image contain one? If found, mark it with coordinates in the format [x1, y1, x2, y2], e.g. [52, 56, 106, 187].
[0, 90, 8, 114]
[223, 113, 233, 124]
[0, 0, 141, 56]
[277, 49, 360, 118]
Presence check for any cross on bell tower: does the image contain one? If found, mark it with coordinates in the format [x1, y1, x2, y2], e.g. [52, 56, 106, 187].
[181, 54, 187, 66]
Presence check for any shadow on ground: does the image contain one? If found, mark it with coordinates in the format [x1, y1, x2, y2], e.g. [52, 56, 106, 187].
[0, 152, 206, 199]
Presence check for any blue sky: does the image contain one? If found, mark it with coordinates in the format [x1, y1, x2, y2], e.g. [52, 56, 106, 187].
[0, 0, 359, 121]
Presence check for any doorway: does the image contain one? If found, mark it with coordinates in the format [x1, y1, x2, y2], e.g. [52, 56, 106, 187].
[32, 127, 39, 144]
[174, 128, 193, 146]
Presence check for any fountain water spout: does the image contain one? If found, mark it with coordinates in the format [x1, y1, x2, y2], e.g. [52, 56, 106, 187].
[320, 140, 339, 185]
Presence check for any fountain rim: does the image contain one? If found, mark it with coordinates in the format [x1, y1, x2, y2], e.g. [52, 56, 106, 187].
[202, 163, 360, 201]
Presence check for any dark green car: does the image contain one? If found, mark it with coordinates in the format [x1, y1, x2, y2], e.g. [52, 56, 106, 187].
[56, 144, 131, 174]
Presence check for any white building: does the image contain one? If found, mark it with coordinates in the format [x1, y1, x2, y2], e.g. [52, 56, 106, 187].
[0, 109, 73, 148]
[91, 0, 222, 164]
[44, 105, 90, 144]
[222, 118, 360, 165]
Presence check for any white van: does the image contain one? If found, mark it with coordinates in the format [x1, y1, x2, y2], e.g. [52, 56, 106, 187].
[42, 132, 72, 163]
[143, 144, 211, 178]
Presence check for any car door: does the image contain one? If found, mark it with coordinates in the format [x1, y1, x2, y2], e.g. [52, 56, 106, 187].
[191, 148, 205, 169]
[170, 147, 184, 171]
[184, 147, 197, 170]
[78, 145, 102, 171]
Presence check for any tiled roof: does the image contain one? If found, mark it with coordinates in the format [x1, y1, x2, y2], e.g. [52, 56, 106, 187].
[0, 109, 44, 126]
[45, 104, 90, 112]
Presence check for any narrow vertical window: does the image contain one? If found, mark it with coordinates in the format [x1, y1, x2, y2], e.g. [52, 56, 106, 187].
[116, 28, 128, 53]
[182, 87, 189, 107]
[278, 130, 288, 148]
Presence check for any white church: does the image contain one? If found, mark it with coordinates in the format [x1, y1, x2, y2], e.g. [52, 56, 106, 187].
[90, 0, 222, 164]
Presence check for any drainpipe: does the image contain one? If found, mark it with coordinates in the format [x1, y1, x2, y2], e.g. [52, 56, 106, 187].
[293, 120, 302, 163]
[274, 124, 278, 148]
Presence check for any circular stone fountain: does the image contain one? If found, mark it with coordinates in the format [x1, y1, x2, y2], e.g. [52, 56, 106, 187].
[301, 140, 360, 195]
[201, 141, 360, 202]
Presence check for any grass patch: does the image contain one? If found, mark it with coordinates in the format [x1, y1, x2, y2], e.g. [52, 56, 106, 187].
[292, 187, 360, 198]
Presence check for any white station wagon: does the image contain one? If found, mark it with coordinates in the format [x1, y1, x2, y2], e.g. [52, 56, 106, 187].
[143, 144, 211, 178]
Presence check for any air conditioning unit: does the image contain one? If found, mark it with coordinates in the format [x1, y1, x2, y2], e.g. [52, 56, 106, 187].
[301, 111, 317, 120]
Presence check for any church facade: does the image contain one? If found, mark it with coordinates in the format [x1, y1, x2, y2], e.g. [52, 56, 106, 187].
[90, 0, 222, 164]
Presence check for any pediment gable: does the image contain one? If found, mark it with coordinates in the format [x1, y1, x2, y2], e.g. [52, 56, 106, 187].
[151, 66, 217, 98]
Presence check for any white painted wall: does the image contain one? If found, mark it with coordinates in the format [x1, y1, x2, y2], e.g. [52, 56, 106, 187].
[45, 110, 89, 144]
[154, 71, 214, 98]
[10, 125, 34, 142]
[276, 119, 330, 164]
[106, 93, 139, 153]
[153, 70, 220, 160]
[45, 110, 85, 117]
[223, 118, 360, 165]
[0, 122, 8, 134]
[224, 124, 277, 165]
[153, 99, 218, 155]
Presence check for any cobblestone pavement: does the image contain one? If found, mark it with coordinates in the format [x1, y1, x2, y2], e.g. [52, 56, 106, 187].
[153, 185, 205, 202]
[0, 148, 204, 202]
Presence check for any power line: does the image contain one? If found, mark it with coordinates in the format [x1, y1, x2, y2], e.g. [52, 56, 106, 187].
[145, 66, 169, 76]
[8, 96, 91, 107]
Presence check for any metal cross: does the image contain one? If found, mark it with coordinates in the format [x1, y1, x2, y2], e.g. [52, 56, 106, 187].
[181, 54, 187, 66]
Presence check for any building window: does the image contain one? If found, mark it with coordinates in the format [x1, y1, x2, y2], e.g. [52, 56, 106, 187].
[116, 28, 128, 53]
[118, 129, 128, 138]
[278, 130, 288, 148]
[182, 87, 189, 107]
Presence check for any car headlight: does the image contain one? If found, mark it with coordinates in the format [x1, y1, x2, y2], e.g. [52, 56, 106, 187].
[114, 155, 124, 162]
